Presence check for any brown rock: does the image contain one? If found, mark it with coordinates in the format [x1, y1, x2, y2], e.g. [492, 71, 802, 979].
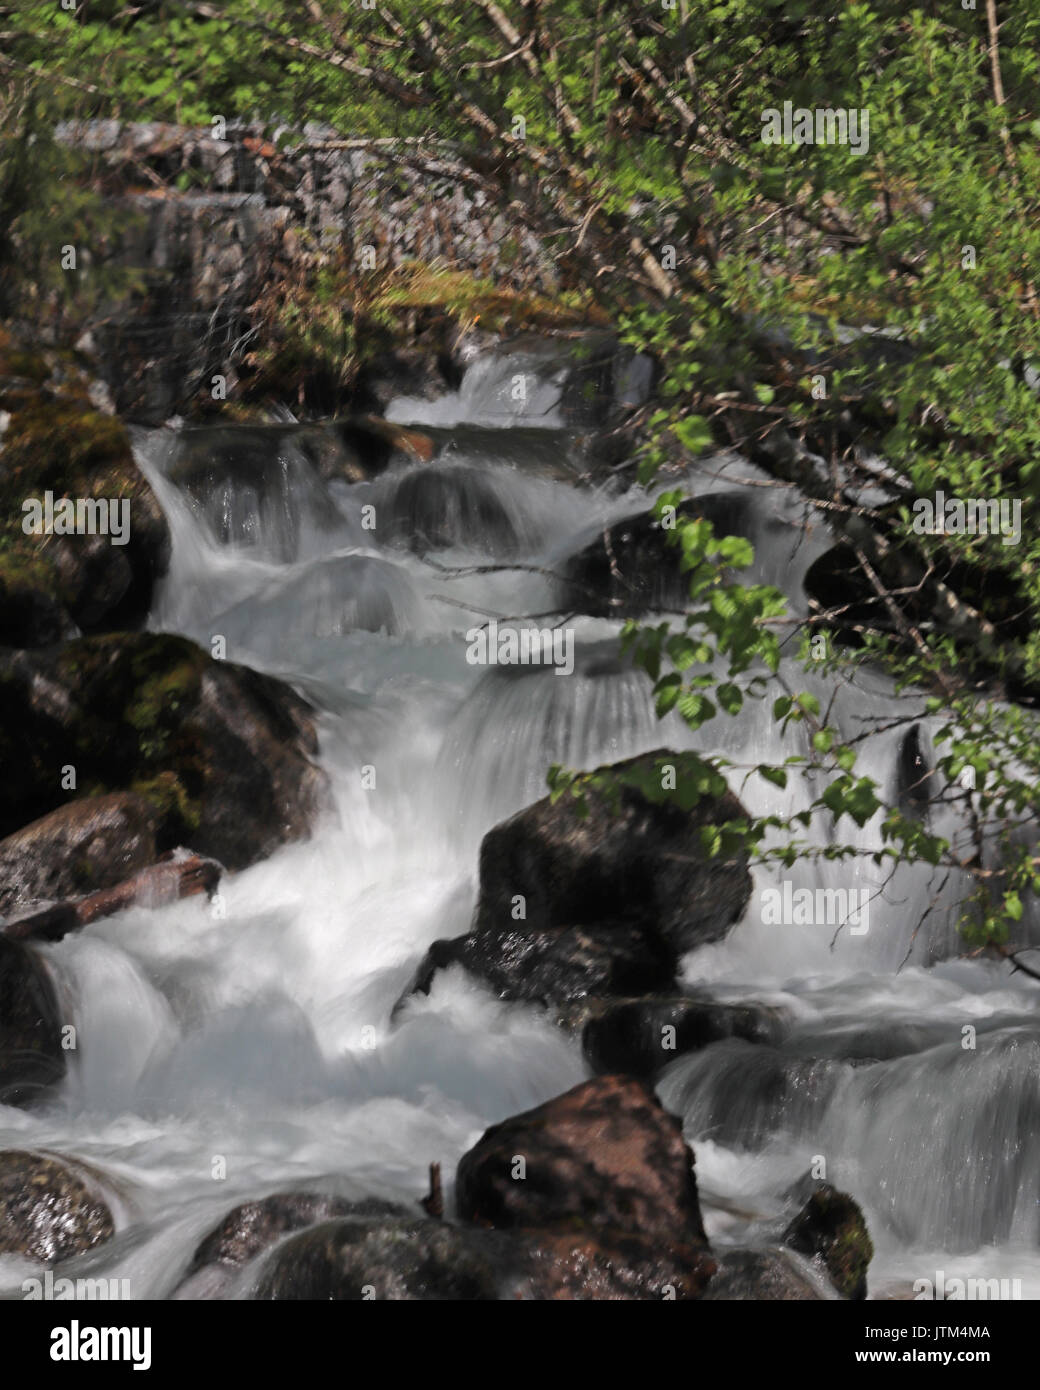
[512, 1226, 716, 1300]
[0, 792, 159, 920]
[456, 1074, 708, 1246]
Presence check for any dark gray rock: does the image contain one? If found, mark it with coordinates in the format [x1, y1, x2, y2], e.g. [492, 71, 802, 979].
[402, 920, 678, 1013]
[473, 749, 752, 956]
[563, 493, 756, 617]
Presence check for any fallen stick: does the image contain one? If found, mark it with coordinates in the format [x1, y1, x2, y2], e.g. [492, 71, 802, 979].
[420, 1162, 443, 1220]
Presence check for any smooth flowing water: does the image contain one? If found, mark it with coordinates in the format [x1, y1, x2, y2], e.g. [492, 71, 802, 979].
[2, 345, 1038, 1300]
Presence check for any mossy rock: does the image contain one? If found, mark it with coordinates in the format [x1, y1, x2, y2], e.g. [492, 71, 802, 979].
[0, 631, 328, 870]
[0, 340, 170, 644]
[783, 1184, 874, 1300]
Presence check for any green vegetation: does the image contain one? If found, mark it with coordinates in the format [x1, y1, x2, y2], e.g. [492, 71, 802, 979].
[5, 0, 1040, 951]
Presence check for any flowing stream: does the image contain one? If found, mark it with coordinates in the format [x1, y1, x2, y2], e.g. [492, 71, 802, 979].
[2, 344, 1038, 1300]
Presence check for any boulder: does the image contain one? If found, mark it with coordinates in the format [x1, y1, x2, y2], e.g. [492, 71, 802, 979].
[188, 1192, 404, 1276]
[783, 1183, 874, 1300]
[0, 792, 159, 921]
[0, 937, 65, 1105]
[0, 344, 170, 645]
[249, 1202, 717, 1302]
[0, 633, 328, 870]
[0, 1151, 114, 1262]
[399, 751, 751, 1012]
[251, 1216, 514, 1300]
[172, 1191, 406, 1297]
[473, 749, 752, 956]
[455, 1074, 709, 1246]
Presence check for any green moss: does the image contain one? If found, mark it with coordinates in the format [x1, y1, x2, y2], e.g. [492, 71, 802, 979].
[828, 1219, 874, 1300]
[126, 659, 201, 735]
[0, 350, 50, 383]
[1, 405, 134, 500]
[0, 535, 64, 596]
[0, 353, 141, 629]
[132, 771, 202, 838]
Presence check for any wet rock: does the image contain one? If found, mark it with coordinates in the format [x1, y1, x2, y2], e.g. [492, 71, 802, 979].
[353, 347, 462, 416]
[400, 751, 751, 1011]
[0, 1151, 114, 1262]
[171, 1191, 409, 1296]
[701, 1246, 833, 1300]
[579, 995, 785, 1078]
[0, 347, 170, 643]
[473, 749, 752, 956]
[0, 792, 159, 921]
[783, 1183, 874, 1300]
[511, 1226, 716, 1300]
[188, 1192, 405, 1276]
[0, 632, 328, 870]
[5, 851, 223, 945]
[456, 1074, 709, 1247]
[563, 493, 755, 617]
[251, 1216, 513, 1300]
[471, 332, 654, 430]
[248, 1210, 715, 1301]
[402, 920, 678, 1012]
[253, 1212, 715, 1301]
[0, 938, 65, 1105]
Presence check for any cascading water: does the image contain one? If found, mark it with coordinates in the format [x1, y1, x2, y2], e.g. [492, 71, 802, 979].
[2, 343, 1038, 1300]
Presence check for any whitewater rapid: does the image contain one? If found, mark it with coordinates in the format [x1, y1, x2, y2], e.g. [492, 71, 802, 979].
[2, 349, 1038, 1300]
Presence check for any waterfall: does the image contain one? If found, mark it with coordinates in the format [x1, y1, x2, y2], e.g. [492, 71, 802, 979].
[2, 343, 1037, 1299]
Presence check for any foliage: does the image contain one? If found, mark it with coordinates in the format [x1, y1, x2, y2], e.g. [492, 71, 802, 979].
[7, 0, 1040, 952]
